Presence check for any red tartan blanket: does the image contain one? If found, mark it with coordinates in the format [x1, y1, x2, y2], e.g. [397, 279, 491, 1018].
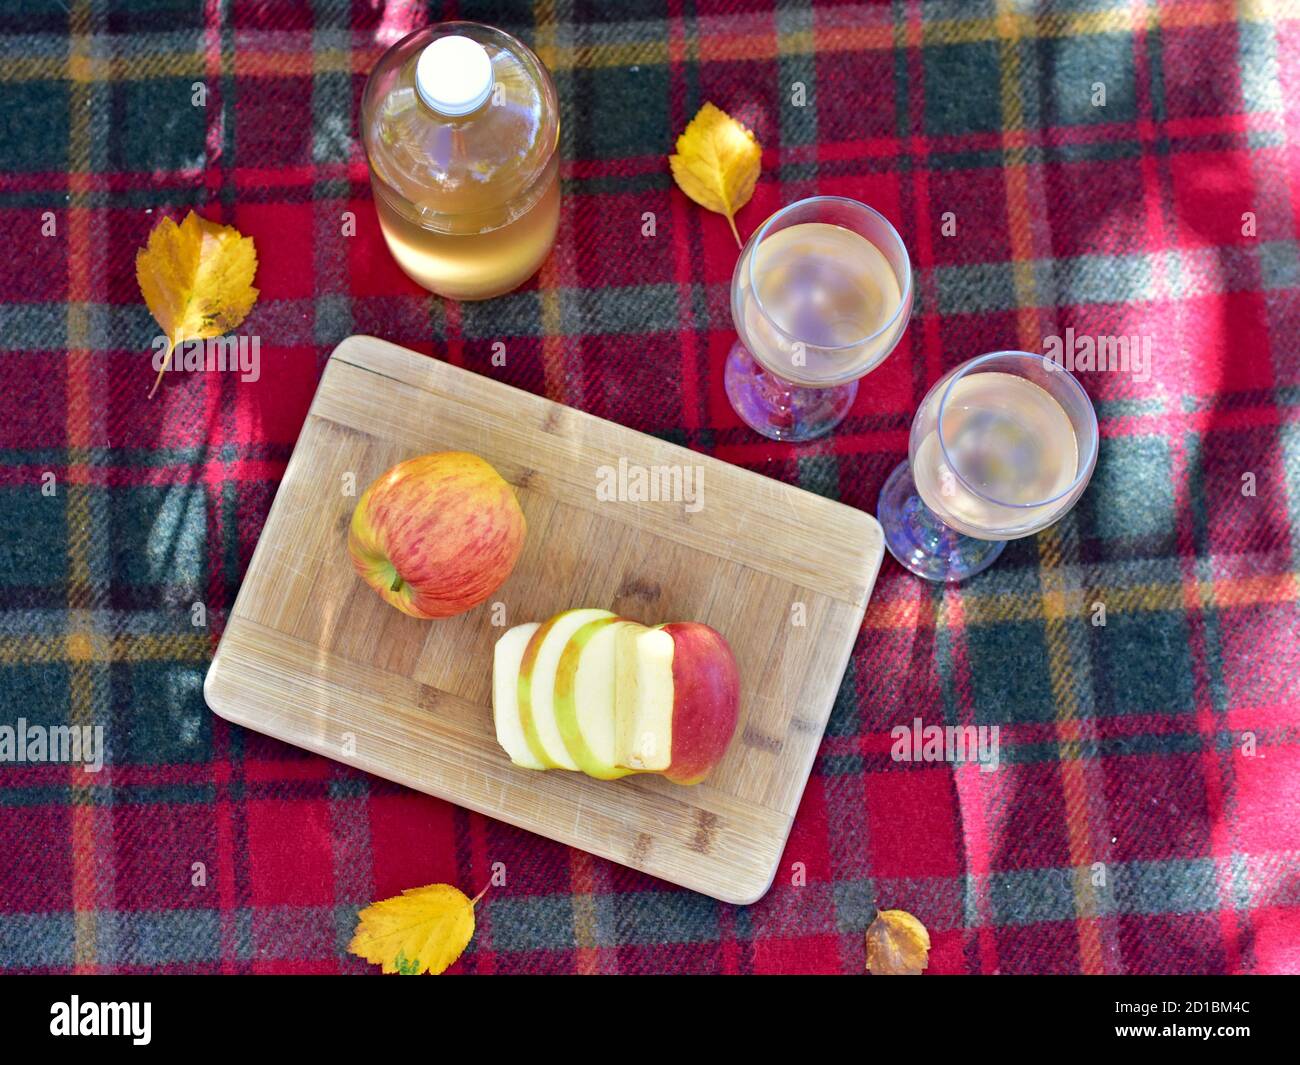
[0, 0, 1297, 974]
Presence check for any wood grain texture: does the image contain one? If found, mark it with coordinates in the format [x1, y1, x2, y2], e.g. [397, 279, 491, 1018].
[204, 335, 885, 903]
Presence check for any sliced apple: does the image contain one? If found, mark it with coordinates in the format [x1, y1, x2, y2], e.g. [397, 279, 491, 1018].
[614, 624, 675, 771]
[492, 622, 543, 769]
[614, 621, 741, 785]
[517, 608, 615, 769]
[554, 617, 648, 779]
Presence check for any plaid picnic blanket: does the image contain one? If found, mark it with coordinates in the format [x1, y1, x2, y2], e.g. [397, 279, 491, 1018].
[1, 0, 1296, 975]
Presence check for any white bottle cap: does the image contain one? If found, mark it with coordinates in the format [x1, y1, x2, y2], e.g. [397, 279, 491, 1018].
[415, 35, 494, 116]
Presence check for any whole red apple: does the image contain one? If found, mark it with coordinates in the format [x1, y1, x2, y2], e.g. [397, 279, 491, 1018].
[348, 452, 526, 619]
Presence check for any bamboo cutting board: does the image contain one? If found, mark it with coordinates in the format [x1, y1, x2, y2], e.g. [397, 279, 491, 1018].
[205, 335, 884, 904]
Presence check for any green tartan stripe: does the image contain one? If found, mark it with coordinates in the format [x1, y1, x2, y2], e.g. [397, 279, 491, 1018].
[0, 445, 293, 466]
[0, 5, 1281, 77]
[0, 784, 218, 807]
[0, 609, 215, 635]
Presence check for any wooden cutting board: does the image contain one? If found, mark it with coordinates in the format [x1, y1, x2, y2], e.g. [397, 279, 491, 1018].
[205, 335, 884, 904]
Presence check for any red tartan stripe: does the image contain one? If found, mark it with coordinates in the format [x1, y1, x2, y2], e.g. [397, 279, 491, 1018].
[1, 110, 1294, 197]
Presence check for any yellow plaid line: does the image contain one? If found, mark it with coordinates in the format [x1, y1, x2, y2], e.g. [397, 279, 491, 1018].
[65, 0, 98, 975]
[864, 572, 1300, 631]
[992, 0, 1041, 344]
[1035, 524, 1106, 971]
[0, 634, 212, 666]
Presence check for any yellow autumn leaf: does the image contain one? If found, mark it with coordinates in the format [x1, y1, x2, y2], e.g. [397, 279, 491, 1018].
[135, 210, 258, 398]
[865, 908, 931, 975]
[348, 882, 484, 975]
[669, 102, 761, 248]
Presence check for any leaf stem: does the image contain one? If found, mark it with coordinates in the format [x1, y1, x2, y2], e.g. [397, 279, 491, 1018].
[470, 882, 491, 906]
[148, 337, 175, 399]
[726, 211, 742, 249]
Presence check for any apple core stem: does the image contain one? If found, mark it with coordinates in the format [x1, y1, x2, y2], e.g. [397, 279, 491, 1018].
[389, 573, 403, 593]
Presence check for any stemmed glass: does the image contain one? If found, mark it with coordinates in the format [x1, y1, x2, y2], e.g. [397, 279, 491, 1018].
[725, 196, 913, 441]
[877, 351, 1099, 582]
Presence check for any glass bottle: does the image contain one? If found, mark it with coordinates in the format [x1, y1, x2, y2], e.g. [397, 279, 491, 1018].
[361, 22, 561, 301]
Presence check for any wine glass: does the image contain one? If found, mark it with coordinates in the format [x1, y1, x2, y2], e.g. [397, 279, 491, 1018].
[877, 350, 1099, 582]
[724, 196, 913, 441]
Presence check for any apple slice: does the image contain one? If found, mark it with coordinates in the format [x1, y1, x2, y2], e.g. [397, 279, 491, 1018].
[614, 622, 741, 785]
[492, 622, 544, 769]
[517, 608, 615, 769]
[554, 617, 647, 780]
[614, 624, 675, 771]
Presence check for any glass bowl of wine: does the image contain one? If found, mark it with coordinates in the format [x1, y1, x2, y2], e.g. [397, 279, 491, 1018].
[724, 196, 913, 441]
[877, 350, 1099, 582]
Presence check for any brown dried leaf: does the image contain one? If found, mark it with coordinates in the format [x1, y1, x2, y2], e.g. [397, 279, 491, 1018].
[865, 908, 931, 975]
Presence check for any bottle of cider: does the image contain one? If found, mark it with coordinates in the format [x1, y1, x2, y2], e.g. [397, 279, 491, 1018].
[361, 22, 560, 301]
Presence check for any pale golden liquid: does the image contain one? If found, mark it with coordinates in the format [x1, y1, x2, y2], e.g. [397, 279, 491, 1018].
[736, 222, 902, 384]
[914, 372, 1079, 538]
[373, 158, 560, 301]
